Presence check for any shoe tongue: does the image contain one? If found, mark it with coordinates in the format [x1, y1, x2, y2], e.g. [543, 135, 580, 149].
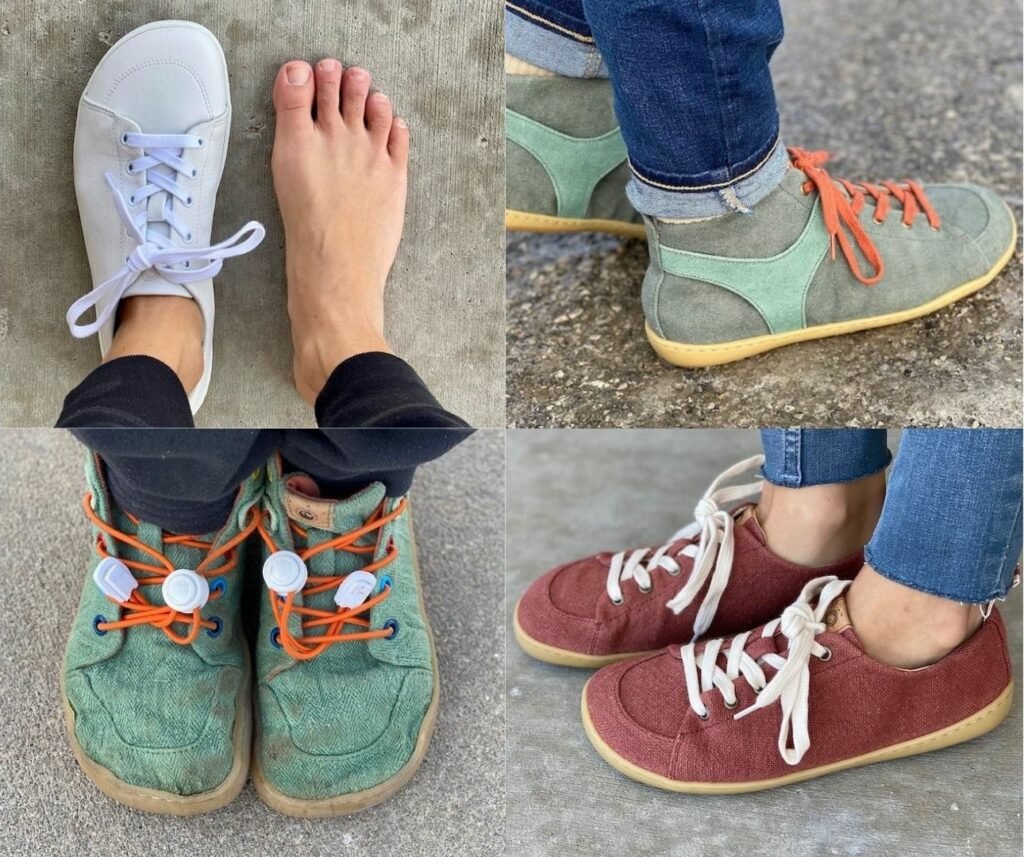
[108, 508, 214, 598]
[282, 475, 388, 534]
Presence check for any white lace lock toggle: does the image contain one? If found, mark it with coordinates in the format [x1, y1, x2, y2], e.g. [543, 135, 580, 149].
[93, 557, 138, 603]
[334, 571, 377, 609]
[162, 569, 210, 613]
[262, 551, 308, 596]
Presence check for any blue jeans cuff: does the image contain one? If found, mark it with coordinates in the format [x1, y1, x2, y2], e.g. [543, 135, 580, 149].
[504, 7, 607, 78]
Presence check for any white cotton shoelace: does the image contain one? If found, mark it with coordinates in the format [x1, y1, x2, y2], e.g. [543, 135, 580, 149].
[679, 575, 851, 765]
[604, 455, 765, 639]
[66, 132, 265, 338]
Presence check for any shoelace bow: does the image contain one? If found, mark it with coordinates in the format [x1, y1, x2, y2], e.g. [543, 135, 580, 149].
[66, 132, 265, 338]
[788, 147, 940, 286]
[256, 498, 408, 660]
[605, 455, 765, 640]
[679, 576, 851, 765]
[85, 493, 259, 645]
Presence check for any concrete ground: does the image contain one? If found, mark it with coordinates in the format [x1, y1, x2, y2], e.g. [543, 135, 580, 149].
[0, 1, 504, 428]
[506, 429, 1023, 857]
[0, 429, 504, 856]
[506, 0, 1023, 428]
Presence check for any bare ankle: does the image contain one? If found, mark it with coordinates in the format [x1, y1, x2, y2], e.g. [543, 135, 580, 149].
[105, 296, 204, 393]
[756, 471, 885, 566]
[845, 565, 984, 668]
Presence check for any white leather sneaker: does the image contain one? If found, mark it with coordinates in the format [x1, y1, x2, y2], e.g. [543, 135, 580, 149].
[67, 20, 265, 412]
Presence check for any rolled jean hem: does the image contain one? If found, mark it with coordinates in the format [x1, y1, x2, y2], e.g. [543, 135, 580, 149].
[863, 547, 1014, 605]
[759, 464, 890, 489]
[504, 8, 607, 78]
[628, 137, 790, 219]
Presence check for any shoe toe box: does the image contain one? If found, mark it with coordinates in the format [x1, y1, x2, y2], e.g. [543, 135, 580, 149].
[927, 183, 1016, 270]
[516, 557, 610, 654]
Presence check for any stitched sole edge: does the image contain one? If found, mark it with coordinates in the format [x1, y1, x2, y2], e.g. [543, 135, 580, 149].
[507, 208, 647, 239]
[513, 599, 649, 668]
[646, 205, 1018, 367]
[250, 505, 440, 818]
[60, 648, 252, 816]
[581, 678, 1014, 794]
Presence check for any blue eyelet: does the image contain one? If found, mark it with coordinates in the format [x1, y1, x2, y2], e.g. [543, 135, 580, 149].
[206, 617, 223, 638]
[209, 577, 227, 597]
[270, 627, 282, 648]
[383, 618, 399, 639]
[378, 575, 392, 593]
[92, 615, 108, 636]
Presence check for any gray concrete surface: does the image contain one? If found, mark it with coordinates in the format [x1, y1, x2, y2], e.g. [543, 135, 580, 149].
[0, 429, 504, 856]
[0, 1, 504, 428]
[506, 429, 1023, 857]
[506, 0, 1023, 428]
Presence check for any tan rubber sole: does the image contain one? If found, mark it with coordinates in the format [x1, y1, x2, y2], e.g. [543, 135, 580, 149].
[647, 208, 1017, 367]
[506, 208, 647, 239]
[60, 650, 252, 816]
[582, 678, 1014, 794]
[251, 512, 440, 818]
[512, 599, 650, 668]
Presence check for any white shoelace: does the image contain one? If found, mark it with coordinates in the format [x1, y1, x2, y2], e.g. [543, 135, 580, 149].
[66, 132, 265, 338]
[680, 575, 851, 765]
[605, 455, 765, 639]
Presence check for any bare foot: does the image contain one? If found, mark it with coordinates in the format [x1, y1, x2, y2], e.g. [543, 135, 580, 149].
[104, 295, 204, 393]
[271, 58, 409, 405]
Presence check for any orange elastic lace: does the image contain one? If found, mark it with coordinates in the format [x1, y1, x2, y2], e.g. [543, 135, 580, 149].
[84, 493, 259, 645]
[255, 497, 407, 660]
[789, 147, 941, 286]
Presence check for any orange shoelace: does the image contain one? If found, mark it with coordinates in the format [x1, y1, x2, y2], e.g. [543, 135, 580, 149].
[255, 497, 408, 660]
[84, 493, 259, 645]
[788, 147, 941, 286]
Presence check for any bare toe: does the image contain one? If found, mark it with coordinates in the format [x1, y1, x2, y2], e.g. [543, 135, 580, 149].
[388, 117, 410, 164]
[314, 58, 342, 129]
[341, 66, 372, 129]
[365, 92, 393, 143]
[273, 61, 315, 130]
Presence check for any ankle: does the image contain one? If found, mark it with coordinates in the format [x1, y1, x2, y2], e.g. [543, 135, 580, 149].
[291, 325, 393, 402]
[756, 471, 885, 566]
[105, 296, 204, 393]
[846, 565, 984, 668]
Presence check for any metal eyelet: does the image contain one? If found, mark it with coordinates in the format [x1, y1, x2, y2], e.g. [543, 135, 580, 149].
[92, 615, 108, 636]
[666, 566, 681, 576]
[817, 647, 832, 662]
[206, 617, 223, 638]
[184, 232, 194, 243]
[638, 584, 652, 594]
[611, 596, 624, 606]
[724, 698, 738, 710]
[383, 618, 399, 639]
[378, 575, 393, 592]
[183, 195, 193, 207]
[270, 627, 282, 648]
[120, 133, 130, 145]
[209, 577, 227, 597]
[127, 194, 137, 206]
[126, 162, 135, 174]
[697, 711, 710, 721]
[873, 218, 884, 225]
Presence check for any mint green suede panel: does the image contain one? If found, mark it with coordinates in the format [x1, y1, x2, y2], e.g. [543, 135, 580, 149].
[255, 459, 435, 800]
[63, 455, 263, 795]
[590, 160, 644, 224]
[507, 138, 558, 215]
[506, 108, 627, 219]
[655, 200, 830, 334]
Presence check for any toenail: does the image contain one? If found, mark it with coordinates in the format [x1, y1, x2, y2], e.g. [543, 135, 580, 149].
[319, 58, 339, 72]
[286, 63, 311, 85]
[395, 117, 407, 128]
[348, 68, 369, 80]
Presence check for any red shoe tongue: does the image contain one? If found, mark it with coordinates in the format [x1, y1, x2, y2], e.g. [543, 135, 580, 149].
[286, 475, 321, 498]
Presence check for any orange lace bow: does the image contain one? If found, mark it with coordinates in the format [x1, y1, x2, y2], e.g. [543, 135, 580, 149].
[256, 497, 407, 661]
[85, 493, 258, 645]
[788, 147, 940, 287]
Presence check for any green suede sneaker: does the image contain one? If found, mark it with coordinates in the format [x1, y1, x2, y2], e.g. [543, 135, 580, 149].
[506, 65, 643, 238]
[643, 147, 1017, 366]
[61, 456, 263, 815]
[251, 458, 438, 817]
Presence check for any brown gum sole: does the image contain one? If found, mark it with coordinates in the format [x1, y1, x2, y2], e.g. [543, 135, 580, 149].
[506, 208, 647, 239]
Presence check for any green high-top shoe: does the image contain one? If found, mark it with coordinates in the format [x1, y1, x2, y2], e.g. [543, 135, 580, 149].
[642, 148, 1017, 366]
[506, 71, 644, 238]
[61, 456, 263, 815]
[251, 458, 438, 817]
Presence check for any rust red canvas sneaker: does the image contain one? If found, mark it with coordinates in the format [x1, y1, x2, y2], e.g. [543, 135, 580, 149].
[514, 457, 863, 667]
[582, 576, 1014, 793]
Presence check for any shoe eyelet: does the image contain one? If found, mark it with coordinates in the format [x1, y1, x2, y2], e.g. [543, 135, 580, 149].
[206, 616, 223, 638]
[270, 627, 282, 648]
[873, 218, 884, 225]
[666, 566, 681, 576]
[638, 584, 652, 594]
[183, 261, 191, 269]
[930, 225, 940, 232]
[126, 162, 135, 174]
[209, 577, 227, 597]
[724, 699, 738, 710]
[383, 618, 399, 639]
[196, 137, 205, 148]
[185, 232, 194, 243]
[697, 711, 710, 721]
[92, 615, 108, 636]
[902, 222, 913, 230]
[127, 195, 137, 206]
[611, 596, 624, 606]
[120, 132, 130, 145]
[183, 195, 193, 207]
[378, 575, 393, 592]
[817, 647, 832, 662]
